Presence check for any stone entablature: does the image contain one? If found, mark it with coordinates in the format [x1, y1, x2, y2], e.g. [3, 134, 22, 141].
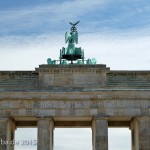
[0, 91, 150, 119]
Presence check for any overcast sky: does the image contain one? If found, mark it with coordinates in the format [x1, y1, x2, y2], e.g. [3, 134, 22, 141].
[0, 0, 150, 70]
[1, 0, 150, 149]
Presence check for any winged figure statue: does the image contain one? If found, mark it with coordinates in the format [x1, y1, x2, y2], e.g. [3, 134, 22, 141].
[65, 31, 78, 44]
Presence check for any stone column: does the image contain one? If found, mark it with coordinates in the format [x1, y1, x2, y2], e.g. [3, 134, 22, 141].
[130, 118, 139, 150]
[0, 117, 16, 150]
[92, 117, 108, 150]
[7, 118, 16, 150]
[37, 118, 54, 150]
[130, 117, 150, 150]
[0, 117, 7, 150]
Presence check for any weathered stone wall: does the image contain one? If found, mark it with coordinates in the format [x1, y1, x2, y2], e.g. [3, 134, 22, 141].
[0, 71, 38, 91]
[0, 64, 150, 150]
[1, 65, 150, 91]
[0, 64, 150, 119]
[107, 71, 150, 89]
[37, 64, 109, 87]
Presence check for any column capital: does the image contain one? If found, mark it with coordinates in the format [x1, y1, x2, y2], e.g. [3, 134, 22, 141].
[130, 117, 150, 125]
[92, 116, 108, 122]
[0, 116, 9, 121]
[136, 116, 150, 121]
[37, 117, 54, 121]
[37, 117, 54, 129]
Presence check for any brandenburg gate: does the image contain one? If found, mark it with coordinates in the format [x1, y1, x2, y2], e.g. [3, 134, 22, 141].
[0, 22, 150, 150]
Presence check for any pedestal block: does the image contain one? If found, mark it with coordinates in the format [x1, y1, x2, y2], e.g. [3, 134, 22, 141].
[37, 118, 54, 150]
[131, 117, 150, 150]
[92, 117, 108, 150]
